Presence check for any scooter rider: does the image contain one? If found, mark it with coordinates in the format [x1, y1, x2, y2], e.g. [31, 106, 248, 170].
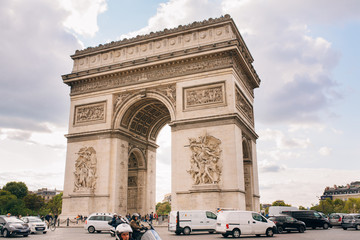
[130, 213, 146, 240]
[116, 223, 133, 240]
[110, 213, 123, 228]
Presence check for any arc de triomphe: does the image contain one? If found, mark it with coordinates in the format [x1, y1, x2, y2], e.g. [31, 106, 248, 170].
[61, 15, 261, 218]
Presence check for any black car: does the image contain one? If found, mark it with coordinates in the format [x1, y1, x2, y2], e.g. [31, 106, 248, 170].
[341, 214, 360, 230]
[0, 216, 30, 237]
[282, 210, 331, 229]
[269, 216, 306, 233]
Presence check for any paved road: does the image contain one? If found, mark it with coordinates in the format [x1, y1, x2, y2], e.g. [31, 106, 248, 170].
[8, 226, 359, 239]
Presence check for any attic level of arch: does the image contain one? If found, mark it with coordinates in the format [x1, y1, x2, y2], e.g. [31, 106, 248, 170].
[63, 49, 260, 98]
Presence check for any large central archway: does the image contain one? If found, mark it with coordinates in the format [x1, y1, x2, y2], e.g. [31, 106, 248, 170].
[61, 15, 262, 218]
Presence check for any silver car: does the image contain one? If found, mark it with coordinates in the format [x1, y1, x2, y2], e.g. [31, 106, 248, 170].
[0, 215, 30, 237]
[329, 213, 346, 226]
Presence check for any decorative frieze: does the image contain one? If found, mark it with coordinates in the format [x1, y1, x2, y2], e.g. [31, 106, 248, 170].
[74, 101, 106, 125]
[235, 87, 254, 124]
[184, 82, 226, 110]
[73, 147, 97, 192]
[186, 133, 222, 185]
[70, 53, 232, 95]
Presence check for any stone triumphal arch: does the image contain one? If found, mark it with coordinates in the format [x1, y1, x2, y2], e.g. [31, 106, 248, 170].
[61, 15, 261, 218]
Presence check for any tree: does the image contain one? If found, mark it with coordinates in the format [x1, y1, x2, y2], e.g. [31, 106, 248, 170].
[156, 202, 171, 215]
[0, 190, 17, 214]
[344, 198, 360, 213]
[24, 194, 45, 212]
[298, 206, 307, 210]
[2, 182, 28, 199]
[272, 200, 291, 206]
[46, 193, 63, 215]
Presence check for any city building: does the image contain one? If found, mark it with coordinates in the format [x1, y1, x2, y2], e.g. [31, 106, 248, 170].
[35, 188, 62, 202]
[321, 181, 360, 201]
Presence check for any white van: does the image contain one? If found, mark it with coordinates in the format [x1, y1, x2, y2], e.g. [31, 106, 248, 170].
[168, 210, 217, 235]
[216, 211, 276, 238]
[268, 206, 298, 216]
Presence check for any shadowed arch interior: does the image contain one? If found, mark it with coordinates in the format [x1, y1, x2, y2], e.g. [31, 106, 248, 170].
[120, 98, 171, 141]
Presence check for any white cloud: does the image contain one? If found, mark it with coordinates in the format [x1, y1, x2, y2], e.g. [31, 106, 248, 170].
[60, 0, 107, 37]
[118, 0, 222, 40]
[259, 168, 360, 207]
[259, 128, 310, 149]
[318, 147, 332, 156]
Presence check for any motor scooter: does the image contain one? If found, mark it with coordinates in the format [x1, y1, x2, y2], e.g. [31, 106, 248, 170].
[115, 221, 162, 240]
[110, 217, 130, 237]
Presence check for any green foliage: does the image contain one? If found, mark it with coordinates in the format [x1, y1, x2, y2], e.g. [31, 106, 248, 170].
[298, 205, 307, 210]
[311, 198, 360, 214]
[2, 182, 28, 199]
[23, 194, 45, 212]
[272, 200, 291, 206]
[46, 193, 63, 215]
[0, 181, 63, 216]
[156, 202, 171, 215]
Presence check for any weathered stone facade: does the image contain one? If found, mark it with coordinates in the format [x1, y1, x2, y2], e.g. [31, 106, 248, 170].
[61, 15, 261, 218]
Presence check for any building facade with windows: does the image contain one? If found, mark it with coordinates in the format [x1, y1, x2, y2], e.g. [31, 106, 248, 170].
[321, 181, 360, 201]
[35, 188, 62, 202]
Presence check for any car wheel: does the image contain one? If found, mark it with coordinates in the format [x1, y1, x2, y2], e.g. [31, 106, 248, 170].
[209, 230, 215, 234]
[232, 228, 241, 238]
[43, 232, 47, 234]
[266, 228, 274, 237]
[183, 227, 191, 235]
[298, 225, 305, 233]
[88, 226, 95, 233]
[312, 226, 316, 229]
[343, 227, 347, 230]
[277, 226, 283, 234]
[222, 233, 229, 238]
[23, 234, 28, 237]
[356, 225, 360, 230]
[96, 230, 101, 233]
[3, 229, 9, 238]
[323, 223, 329, 229]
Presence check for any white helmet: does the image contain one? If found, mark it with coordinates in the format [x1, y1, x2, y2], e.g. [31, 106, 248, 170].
[116, 223, 133, 234]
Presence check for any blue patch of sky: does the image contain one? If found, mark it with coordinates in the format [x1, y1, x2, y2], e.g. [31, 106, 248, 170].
[79, 0, 166, 47]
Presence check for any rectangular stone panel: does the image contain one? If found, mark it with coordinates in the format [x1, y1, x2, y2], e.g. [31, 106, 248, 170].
[183, 82, 226, 111]
[74, 101, 106, 126]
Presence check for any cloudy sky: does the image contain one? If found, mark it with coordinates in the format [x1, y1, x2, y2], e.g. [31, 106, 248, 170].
[1, 0, 359, 208]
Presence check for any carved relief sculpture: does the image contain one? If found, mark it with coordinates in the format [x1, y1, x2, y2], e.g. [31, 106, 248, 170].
[74, 102, 106, 125]
[155, 84, 176, 107]
[186, 134, 222, 185]
[184, 82, 225, 110]
[235, 87, 254, 123]
[73, 147, 97, 192]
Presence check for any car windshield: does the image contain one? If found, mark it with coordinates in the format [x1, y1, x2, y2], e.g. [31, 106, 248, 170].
[343, 215, 353, 219]
[28, 218, 42, 222]
[5, 217, 24, 223]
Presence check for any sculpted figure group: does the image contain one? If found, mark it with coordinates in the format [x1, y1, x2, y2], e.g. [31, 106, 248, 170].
[73, 147, 98, 192]
[187, 134, 222, 185]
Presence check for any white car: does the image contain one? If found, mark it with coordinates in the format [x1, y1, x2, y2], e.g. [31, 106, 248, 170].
[84, 213, 113, 233]
[21, 216, 47, 234]
[216, 210, 276, 238]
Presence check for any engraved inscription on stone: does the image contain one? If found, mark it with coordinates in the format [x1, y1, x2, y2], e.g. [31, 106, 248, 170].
[74, 101, 106, 125]
[186, 134, 222, 185]
[235, 87, 253, 123]
[184, 82, 225, 110]
[73, 147, 97, 192]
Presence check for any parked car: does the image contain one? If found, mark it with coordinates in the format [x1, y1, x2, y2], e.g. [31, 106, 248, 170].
[341, 214, 360, 230]
[0, 215, 30, 237]
[282, 210, 331, 229]
[21, 216, 47, 234]
[84, 213, 113, 233]
[268, 215, 306, 233]
[329, 213, 346, 226]
[168, 210, 217, 235]
[216, 210, 276, 238]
